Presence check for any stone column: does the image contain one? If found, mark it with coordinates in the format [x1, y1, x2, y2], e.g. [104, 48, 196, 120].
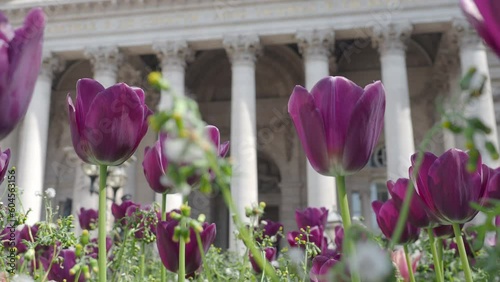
[452, 19, 500, 167]
[372, 23, 416, 180]
[18, 53, 64, 224]
[153, 40, 194, 211]
[223, 34, 260, 252]
[296, 29, 337, 212]
[85, 46, 122, 88]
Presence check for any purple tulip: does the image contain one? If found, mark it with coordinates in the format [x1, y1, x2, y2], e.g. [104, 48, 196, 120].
[310, 254, 339, 282]
[111, 200, 138, 223]
[249, 247, 276, 273]
[410, 149, 488, 224]
[484, 166, 500, 200]
[432, 225, 457, 239]
[295, 207, 329, 230]
[372, 199, 420, 244]
[387, 178, 432, 228]
[461, 0, 500, 57]
[256, 220, 283, 246]
[41, 249, 84, 282]
[67, 79, 152, 166]
[14, 225, 38, 254]
[0, 9, 46, 140]
[125, 205, 159, 240]
[0, 147, 10, 185]
[206, 125, 230, 158]
[143, 136, 172, 194]
[78, 207, 98, 230]
[288, 76, 385, 176]
[156, 220, 216, 276]
[287, 226, 327, 252]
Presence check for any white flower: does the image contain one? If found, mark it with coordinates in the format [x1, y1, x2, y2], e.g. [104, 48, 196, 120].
[44, 187, 56, 199]
[12, 274, 35, 282]
[348, 241, 392, 282]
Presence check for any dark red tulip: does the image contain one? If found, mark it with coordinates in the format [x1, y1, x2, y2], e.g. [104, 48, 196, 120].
[67, 79, 152, 166]
[410, 149, 488, 224]
[41, 249, 84, 282]
[387, 178, 432, 228]
[78, 207, 98, 230]
[295, 207, 329, 230]
[0, 147, 10, 185]
[111, 200, 139, 224]
[249, 247, 276, 273]
[0, 9, 46, 140]
[310, 254, 339, 282]
[461, 0, 500, 57]
[288, 76, 385, 176]
[372, 199, 420, 244]
[156, 220, 216, 276]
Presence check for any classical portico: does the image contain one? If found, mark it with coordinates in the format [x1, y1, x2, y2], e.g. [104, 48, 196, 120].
[2, 0, 500, 247]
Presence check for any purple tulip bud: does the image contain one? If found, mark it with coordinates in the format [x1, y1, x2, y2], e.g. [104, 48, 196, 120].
[461, 0, 500, 57]
[206, 125, 230, 158]
[287, 226, 328, 252]
[0, 9, 46, 140]
[372, 199, 420, 244]
[288, 76, 385, 176]
[78, 207, 98, 231]
[0, 147, 10, 185]
[295, 207, 329, 231]
[143, 136, 172, 194]
[249, 247, 276, 273]
[484, 166, 500, 200]
[156, 220, 216, 276]
[111, 200, 138, 223]
[67, 79, 152, 166]
[387, 178, 432, 228]
[41, 249, 84, 282]
[310, 254, 339, 282]
[410, 149, 488, 224]
[256, 220, 283, 245]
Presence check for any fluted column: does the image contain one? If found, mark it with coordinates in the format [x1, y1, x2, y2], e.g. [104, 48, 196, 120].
[18, 53, 64, 224]
[296, 29, 337, 212]
[372, 23, 415, 180]
[224, 34, 260, 252]
[153, 40, 194, 210]
[85, 46, 122, 88]
[451, 19, 500, 167]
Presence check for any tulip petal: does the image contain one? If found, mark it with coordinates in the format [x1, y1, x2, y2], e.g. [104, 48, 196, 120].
[310, 77, 363, 160]
[76, 78, 105, 126]
[206, 125, 220, 149]
[156, 221, 180, 273]
[472, 0, 500, 55]
[67, 95, 91, 163]
[410, 152, 438, 215]
[288, 86, 330, 174]
[84, 83, 147, 165]
[0, 148, 10, 183]
[343, 81, 385, 173]
[143, 141, 170, 194]
[219, 141, 230, 158]
[0, 8, 45, 140]
[427, 149, 482, 223]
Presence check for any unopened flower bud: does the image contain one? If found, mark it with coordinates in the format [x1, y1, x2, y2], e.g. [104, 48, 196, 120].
[180, 204, 191, 217]
[24, 248, 35, 261]
[75, 244, 83, 258]
[82, 265, 90, 279]
[197, 214, 206, 223]
[80, 230, 89, 245]
[69, 264, 80, 276]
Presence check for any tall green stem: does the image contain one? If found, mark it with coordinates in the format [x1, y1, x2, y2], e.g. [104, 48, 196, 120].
[98, 164, 108, 282]
[140, 242, 146, 279]
[427, 229, 444, 282]
[452, 223, 473, 282]
[161, 193, 167, 282]
[336, 175, 352, 229]
[196, 231, 212, 282]
[178, 236, 186, 282]
[403, 245, 416, 282]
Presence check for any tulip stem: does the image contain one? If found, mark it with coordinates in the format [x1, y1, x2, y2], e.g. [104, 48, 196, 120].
[427, 229, 444, 282]
[178, 236, 186, 282]
[196, 230, 213, 282]
[453, 223, 473, 282]
[403, 245, 416, 282]
[140, 241, 146, 279]
[336, 175, 351, 228]
[98, 164, 108, 282]
[161, 193, 167, 282]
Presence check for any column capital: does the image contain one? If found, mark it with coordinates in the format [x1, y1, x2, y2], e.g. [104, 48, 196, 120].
[296, 29, 335, 60]
[372, 22, 413, 55]
[223, 34, 261, 64]
[84, 45, 123, 75]
[40, 52, 65, 80]
[153, 40, 194, 71]
[449, 18, 485, 52]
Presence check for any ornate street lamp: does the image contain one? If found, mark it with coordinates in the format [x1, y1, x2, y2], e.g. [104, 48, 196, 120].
[107, 167, 127, 202]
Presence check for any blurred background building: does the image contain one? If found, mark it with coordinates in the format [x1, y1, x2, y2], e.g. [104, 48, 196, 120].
[1, 0, 499, 248]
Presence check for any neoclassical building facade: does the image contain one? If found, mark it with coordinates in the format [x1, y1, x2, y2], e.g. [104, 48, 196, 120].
[1, 0, 500, 248]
